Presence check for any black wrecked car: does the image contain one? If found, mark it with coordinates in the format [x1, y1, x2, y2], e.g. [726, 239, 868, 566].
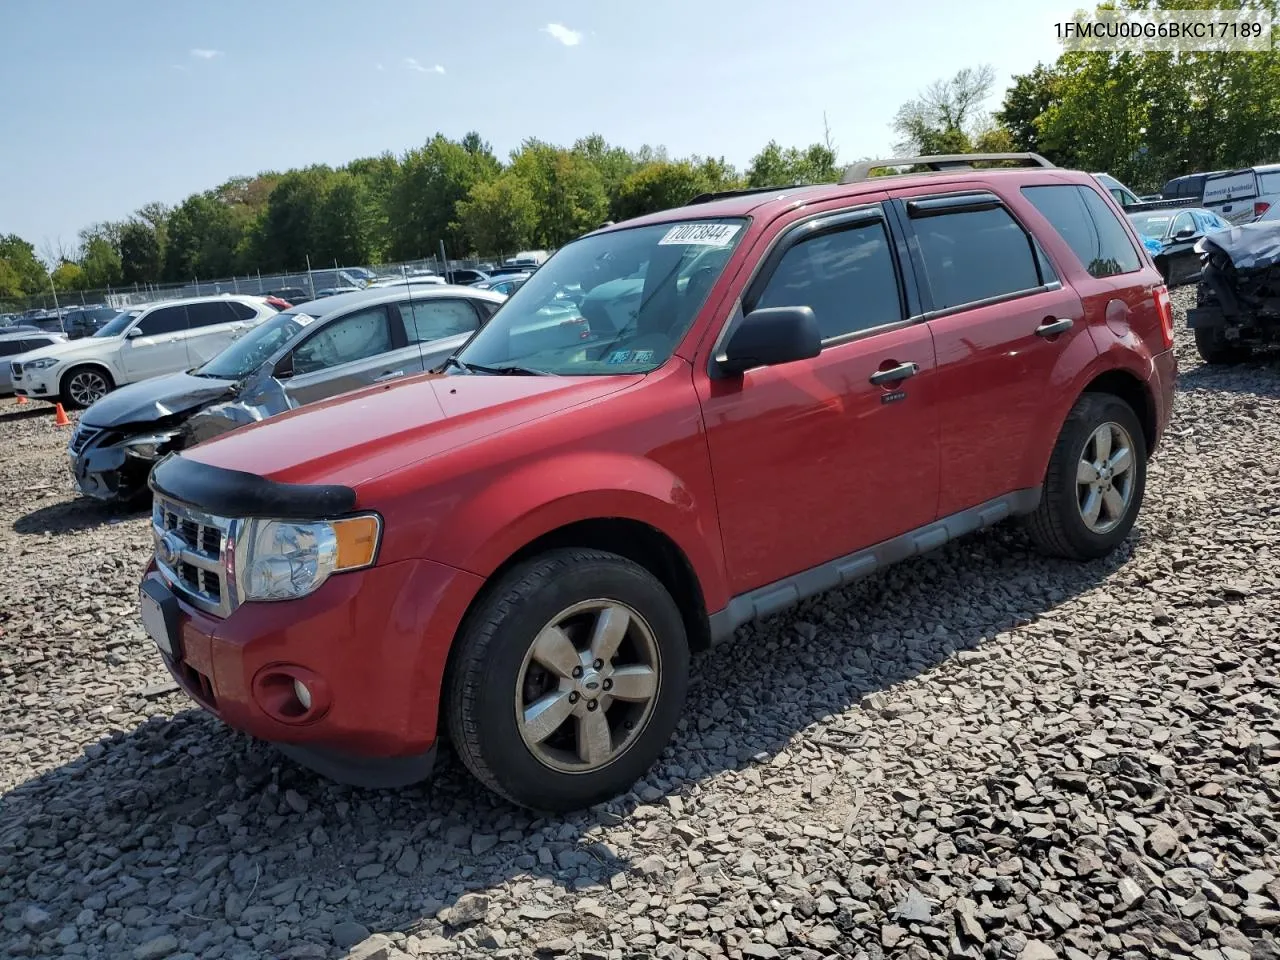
[1187, 220, 1280, 364]
[68, 285, 505, 502]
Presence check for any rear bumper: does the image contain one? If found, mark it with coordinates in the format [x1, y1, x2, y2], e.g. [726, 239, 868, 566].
[140, 556, 484, 782]
[1149, 346, 1177, 454]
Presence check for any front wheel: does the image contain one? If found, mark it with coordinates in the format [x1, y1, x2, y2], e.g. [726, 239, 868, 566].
[61, 366, 114, 409]
[445, 549, 689, 812]
[1025, 393, 1147, 561]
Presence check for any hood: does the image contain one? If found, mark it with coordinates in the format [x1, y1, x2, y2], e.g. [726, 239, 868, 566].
[16, 335, 124, 364]
[182, 372, 643, 488]
[1195, 221, 1280, 271]
[81, 371, 237, 427]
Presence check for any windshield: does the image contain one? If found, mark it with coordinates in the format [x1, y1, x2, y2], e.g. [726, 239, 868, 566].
[455, 219, 746, 375]
[93, 310, 140, 338]
[1130, 213, 1172, 239]
[196, 310, 313, 379]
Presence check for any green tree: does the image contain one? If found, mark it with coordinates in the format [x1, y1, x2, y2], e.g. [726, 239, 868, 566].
[995, 64, 1062, 154]
[389, 134, 499, 259]
[252, 168, 332, 271]
[345, 152, 401, 260]
[0, 234, 50, 295]
[573, 134, 638, 213]
[509, 140, 609, 247]
[454, 174, 539, 254]
[892, 65, 996, 155]
[745, 141, 838, 187]
[613, 162, 712, 220]
[51, 261, 84, 291]
[314, 172, 372, 265]
[80, 237, 122, 288]
[119, 219, 164, 285]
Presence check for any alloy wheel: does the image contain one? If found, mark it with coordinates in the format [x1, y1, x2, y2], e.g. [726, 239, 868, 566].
[68, 371, 109, 406]
[515, 599, 661, 774]
[1075, 421, 1136, 534]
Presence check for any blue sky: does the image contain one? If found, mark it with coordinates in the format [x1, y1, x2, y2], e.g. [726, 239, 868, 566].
[1, 0, 1071, 248]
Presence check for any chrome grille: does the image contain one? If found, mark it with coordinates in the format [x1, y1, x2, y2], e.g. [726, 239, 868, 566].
[152, 497, 238, 617]
[70, 424, 103, 456]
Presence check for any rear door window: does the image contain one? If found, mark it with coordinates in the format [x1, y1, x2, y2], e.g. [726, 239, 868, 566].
[908, 202, 1042, 310]
[291, 306, 393, 375]
[401, 299, 481, 343]
[1021, 184, 1142, 278]
[186, 302, 236, 329]
[0, 342, 20, 357]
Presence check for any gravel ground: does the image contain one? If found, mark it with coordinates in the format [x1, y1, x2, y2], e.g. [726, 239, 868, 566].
[1, 290, 1278, 960]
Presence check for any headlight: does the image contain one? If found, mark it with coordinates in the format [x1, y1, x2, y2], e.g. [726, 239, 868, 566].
[123, 433, 180, 459]
[236, 515, 381, 601]
[25, 357, 58, 370]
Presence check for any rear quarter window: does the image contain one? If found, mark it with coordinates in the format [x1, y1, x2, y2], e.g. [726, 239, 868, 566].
[1021, 184, 1142, 279]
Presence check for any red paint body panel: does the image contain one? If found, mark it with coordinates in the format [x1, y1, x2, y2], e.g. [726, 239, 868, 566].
[147, 558, 483, 755]
[147, 166, 1179, 767]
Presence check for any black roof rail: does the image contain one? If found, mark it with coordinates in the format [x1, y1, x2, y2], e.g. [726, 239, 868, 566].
[687, 183, 817, 205]
[839, 152, 1056, 184]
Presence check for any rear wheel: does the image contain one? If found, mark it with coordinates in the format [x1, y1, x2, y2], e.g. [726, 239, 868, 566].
[1194, 326, 1252, 365]
[61, 366, 114, 409]
[446, 548, 689, 812]
[1025, 393, 1147, 561]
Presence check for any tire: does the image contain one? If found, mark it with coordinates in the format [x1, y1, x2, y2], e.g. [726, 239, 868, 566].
[445, 548, 689, 812]
[1194, 326, 1251, 365]
[60, 365, 115, 409]
[1025, 392, 1147, 561]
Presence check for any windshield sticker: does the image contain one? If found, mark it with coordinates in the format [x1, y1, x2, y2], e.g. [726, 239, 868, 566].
[292, 314, 317, 326]
[658, 223, 741, 246]
[606, 350, 634, 364]
[633, 350, 655, 363]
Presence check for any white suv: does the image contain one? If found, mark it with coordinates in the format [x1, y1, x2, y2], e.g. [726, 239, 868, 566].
[11, 295, 275, 408]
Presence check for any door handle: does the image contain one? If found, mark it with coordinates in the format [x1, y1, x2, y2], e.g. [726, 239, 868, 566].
[374, 370, 404, 383]
[1035, 318, 1074, 337]
[868, 362, 919, 385]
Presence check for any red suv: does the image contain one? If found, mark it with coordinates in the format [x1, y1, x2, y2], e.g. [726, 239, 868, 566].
[139, 154, 1177, 812]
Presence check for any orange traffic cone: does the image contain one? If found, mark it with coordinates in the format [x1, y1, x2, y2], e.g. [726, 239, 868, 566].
[54, 403, 71, 427]
[14, 395, 27, 405]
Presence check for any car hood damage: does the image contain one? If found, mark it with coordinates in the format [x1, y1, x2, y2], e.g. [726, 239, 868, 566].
[1189, 222, 1280, 343]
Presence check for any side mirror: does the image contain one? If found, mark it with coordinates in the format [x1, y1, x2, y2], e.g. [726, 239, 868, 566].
[1174, 227, 1198, 241]
[717, 306, 821, 376]
[126, 327, 143, 339]
[273, 354, 294, 380]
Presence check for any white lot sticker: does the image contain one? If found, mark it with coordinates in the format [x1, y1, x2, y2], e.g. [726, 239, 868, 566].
[659, 223, 741, 246]
[292, 314, 317, 326]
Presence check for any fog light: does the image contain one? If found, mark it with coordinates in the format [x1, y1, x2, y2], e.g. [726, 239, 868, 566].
[293, 678, 313, 711]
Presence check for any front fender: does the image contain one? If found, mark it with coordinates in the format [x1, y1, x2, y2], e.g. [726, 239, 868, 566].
[389, 451, 729, 613]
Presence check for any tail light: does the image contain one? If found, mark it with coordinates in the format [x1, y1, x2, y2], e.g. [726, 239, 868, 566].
[1153, 284, 1175, 350]
[1255, 201, 1270, 219]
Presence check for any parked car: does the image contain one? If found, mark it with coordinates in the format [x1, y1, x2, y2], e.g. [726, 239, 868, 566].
[1093, 172, 1191, 213]
[365, 276, 446, 289]
[69, 285, 505, 503]
[1128, 207, 1231, 286]
[314, 286, 363, 298]
[11, 295, 275, 408]
[1187, 219, 1280, 363]
[266, 288, 311, 305]
[446, 268, 490, 285]
[138, 152, 1176, 811]
[61, 306, 125, 339]
[473, 272, 531, 296]
[1200, 164, 1280, 224]
[0, 331, 66, 393]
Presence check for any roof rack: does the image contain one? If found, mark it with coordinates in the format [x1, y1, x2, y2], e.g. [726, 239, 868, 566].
[839, 152, 1056, 184]
[687, 183, 816, 205]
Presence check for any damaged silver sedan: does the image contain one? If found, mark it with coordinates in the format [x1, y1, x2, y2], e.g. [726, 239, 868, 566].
[1188, 221, 1280, 364]
[68, 285, 506, 503]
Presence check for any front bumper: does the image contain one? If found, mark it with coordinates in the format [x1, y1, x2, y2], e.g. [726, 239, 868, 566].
[68, 429, 166, 502]
[139, 556, 484, 786]
[12, 368, 57, 399]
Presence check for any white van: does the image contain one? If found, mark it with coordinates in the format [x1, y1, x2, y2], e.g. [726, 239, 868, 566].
[1201, 164, 1280, 224]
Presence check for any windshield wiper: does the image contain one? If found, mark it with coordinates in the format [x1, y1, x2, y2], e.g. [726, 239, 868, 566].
[442, 356, 549, 376]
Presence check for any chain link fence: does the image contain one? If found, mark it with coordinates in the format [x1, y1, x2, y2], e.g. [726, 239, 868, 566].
[1, 253, 540, 318]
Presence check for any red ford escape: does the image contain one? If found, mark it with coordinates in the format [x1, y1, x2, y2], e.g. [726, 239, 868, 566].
[139, 154, 1177, 812]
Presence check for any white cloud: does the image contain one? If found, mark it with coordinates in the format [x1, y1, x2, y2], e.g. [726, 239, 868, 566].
[404, 57, 445, 74]
[542, 23, 582, 46]
[189, 48, 223, 60]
